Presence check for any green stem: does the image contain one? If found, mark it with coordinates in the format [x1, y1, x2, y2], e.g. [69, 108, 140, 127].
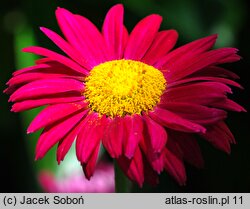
[114, 161, 132, 193]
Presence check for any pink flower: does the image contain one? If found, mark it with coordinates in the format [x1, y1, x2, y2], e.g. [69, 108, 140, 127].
[39, 163, 114, 193]
[5, 4, 245, 187]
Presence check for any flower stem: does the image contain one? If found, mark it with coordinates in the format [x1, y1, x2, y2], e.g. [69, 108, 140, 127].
[114, 161, 132, 193]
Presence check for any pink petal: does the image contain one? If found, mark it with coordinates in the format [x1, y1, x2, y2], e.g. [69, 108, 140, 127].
[11, 93, 84, 112]
[124, 14, 162, 60]
[160, 102, 227, 125]
[164, 148, 187, 185]
[28, 101, 87, 133]
[7, 71, 83, 87]
[3, 86, 17, 95]
[122, 26, 129, 53]
[57, 117, 87, 164]
[35, 57, 53, 64]
[7, 63, 84, 94]
[140, 135, 165, 174]
[81, 143, 100, 180]
[164, 48, 239, 82]
[23, 46, 89, 75]
[168, 76, 243, 89]
[76, 113, 106, 163]
[40, 27, 90, 69]
[143, 114, 168, 153]
[142, 30, 178, 65]
[7, 67, 84, 88]
[123, 115, 143, 159]
[191, 66, 240, 79]
[155, 34, 218, 69]
[117, 148, 144, 187]
[149, 152, 165, 174]
[75, 14, 109, 63]
[9, 61, 84, 87]
[162, 82, 231, 105]
[102, 4, 126, 59]
[9, 78, 84, 102]
[55, 8, 81, 47]
[218, 121, 236, 144]
[149, 107, 206, 133]
[211, 99, 246, 112]
[55, 8, 95, 69]
[35, 110, 87, 160]
[56, 8, 107, 67]
[217, 53, 241, 64]
[102, 117, 124, 158]
[12, 64, 50, 76]
[201, 121, 235, 153]
[169, 132, 204, 168]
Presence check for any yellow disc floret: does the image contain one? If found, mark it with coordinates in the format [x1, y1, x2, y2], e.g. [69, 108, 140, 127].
[84, 59, 166, 117]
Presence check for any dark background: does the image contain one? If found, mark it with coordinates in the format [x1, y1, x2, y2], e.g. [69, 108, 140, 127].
[0, 0, 249, 192]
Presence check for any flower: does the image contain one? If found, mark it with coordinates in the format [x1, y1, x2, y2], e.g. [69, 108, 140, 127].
[5, 4, 245, 187]
[39, 163, 114, 193]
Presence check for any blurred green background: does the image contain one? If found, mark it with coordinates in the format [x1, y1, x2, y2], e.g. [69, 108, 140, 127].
[0, 0, 249, 192]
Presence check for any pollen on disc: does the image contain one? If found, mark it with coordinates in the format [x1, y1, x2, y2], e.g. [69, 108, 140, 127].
[84, 59, 166, 117]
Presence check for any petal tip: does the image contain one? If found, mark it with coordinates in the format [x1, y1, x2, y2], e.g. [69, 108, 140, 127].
[22, 47, 31, 53]
[240, 106, 247, 112]
[34, 155, 40, 161]
[27, 126, 35, 134]
[27, 124, 35, 134]
[198, 126, 206, 134]
[39, 26, 47, 32]
[213, 33, 218, 38]
[57, 158, 62, 165]
[3, 88, 8, 94]
[56, 7, 65, 13]
[112, 3, 124, 10]
[10, 106, 17, 112]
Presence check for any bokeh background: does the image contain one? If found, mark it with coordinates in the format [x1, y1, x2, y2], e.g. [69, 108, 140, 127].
[0, 0, 249, 192]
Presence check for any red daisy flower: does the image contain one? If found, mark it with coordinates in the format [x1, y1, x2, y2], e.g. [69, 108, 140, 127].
[5, 4, 245, 187]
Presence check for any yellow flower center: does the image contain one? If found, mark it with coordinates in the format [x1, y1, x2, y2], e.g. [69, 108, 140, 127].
[84, 59, 166, 117]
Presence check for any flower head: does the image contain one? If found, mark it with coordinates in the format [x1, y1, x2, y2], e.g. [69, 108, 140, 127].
[5, 4, 245, 187]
